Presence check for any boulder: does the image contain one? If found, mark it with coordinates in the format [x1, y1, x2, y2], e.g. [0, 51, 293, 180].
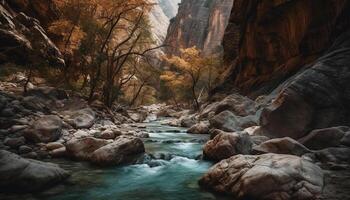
[91, 136, 145, 166]
[94, 129, 117, 140]
[209, 110, 257, 132]
[187, 121, 210, 134]
[50, 147, 67, 158]
[66, 137, 110, 161]
[313, 147, 350, 165]
[0, 150, 69, 192]
[62, 108, 96, 129]
[253, 137, 312, 156]
[18, 145, 32, 154]
[24, 115, 63, 143]
[179, 115, 196, 128]
[4, 136, 26, 148]
[259, 32, 350, 139]
[203, 132, 253, 161]
[299, 127, 350, 150]
[46, 142, 65, 151]
[199, 154, 324, 200]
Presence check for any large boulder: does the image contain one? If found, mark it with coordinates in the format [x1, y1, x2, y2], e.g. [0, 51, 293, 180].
[253, 137, 311, 156]
[24, 115, 63, 143]
[299, 127, 350, 150]
[199, 154, 324, 200]
[91, 136, 145, 166]
[0, 150, 69, 192]
[203, 131, 253, 161]
[187, 121, 210, 134]
[259, 31, 350, 139]
[62, 108, 96, 129]
[209, 110, 257, 132]
[66, 137, 110, 161]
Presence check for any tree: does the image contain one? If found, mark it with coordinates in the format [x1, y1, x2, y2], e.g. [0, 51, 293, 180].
[161, 47, 220, 110]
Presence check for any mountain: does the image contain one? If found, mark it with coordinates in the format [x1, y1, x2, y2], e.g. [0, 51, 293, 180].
[164, 0, 234, 55]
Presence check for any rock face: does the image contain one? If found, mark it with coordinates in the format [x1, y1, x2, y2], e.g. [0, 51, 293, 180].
[203, 131, 252, 161]
[164, 0, 234, 56]
[0, 1, 64, 67]
[199, 154, 324, 200]
[0, 150, 69, 192]
[217, 0, 350, 95]
[148, 0, 180, 45]
[259, 31, 350, 139]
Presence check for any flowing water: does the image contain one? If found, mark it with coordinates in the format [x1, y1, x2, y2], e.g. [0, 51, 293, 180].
[15, 120, 229, 200]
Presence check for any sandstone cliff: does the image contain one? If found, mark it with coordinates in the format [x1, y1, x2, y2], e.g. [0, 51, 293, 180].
[218, 0, 350, 96]
[164, 0, 233, 56]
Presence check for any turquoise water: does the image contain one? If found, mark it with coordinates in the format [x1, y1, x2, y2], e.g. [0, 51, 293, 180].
[20, 121, 229, 200]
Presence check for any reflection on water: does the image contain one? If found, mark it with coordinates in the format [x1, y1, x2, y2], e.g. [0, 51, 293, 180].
[3, 120, 230, 200]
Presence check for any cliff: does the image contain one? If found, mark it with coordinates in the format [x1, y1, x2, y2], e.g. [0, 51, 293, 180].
[218, 0, 350, 96]
[164, 0, 233, 56]
[0, 0, 64, 67]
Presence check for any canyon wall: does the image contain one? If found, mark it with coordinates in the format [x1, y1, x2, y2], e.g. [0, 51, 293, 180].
[164, 0, 233, 56]
[217, 0, 350, 96]
[0, 0, 64, 67]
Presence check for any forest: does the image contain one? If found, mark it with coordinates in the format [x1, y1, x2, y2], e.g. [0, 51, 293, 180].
[0, 0, 350, 200]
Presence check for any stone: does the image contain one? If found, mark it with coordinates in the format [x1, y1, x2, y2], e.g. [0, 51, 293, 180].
[199, 154, 324, 200]
[46, 142, 65, 151]
[187, 121, 210, 134]
[18, 145, 32, 154]
[299, 127, 350, 150]
[253, 137, 312, 156]
[200, 94, 256, 119]
[0, 150, 69, 192]
[203, 131, 253, 161]
[62, 108, 96, 129]
[24, 115, 63, 143]
[313, 147, 350, 165]
[94, 129, 116, 140]
[50, 147, 67, 158]
[4, 137, 26, 148]
[209, 110, 257, 132]
[91, 136, 145, 166]
[179, 115, 196, 128]
[66, 137, 110, 161]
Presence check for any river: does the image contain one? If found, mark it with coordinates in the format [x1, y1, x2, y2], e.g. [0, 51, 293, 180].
[14, 120, 230, 200]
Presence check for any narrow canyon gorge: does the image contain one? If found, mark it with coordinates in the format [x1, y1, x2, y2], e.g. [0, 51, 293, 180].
[0, 0, 350, 200]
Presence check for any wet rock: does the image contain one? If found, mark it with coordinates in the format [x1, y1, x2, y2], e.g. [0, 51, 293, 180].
[203, 131, 253, 161]
[0, 150, 69, 192]
[66, 137, 110, 161]
[299, 127, 350, 150]
[4, 136, 26, 148]
[91, 136, 145, 166]
[199, 154, 324, 200]
[209, 110, 257, 132]
[62, 108, 96, 129]
[253, 137, 312, 156]
[187, 121, 210, 134]
[24, 115, 63, 143]
[179, 115, 196, 128]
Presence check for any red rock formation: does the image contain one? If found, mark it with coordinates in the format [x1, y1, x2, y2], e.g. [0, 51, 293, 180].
[219, 0, 350, 96]
[164, 0, 233, 56]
